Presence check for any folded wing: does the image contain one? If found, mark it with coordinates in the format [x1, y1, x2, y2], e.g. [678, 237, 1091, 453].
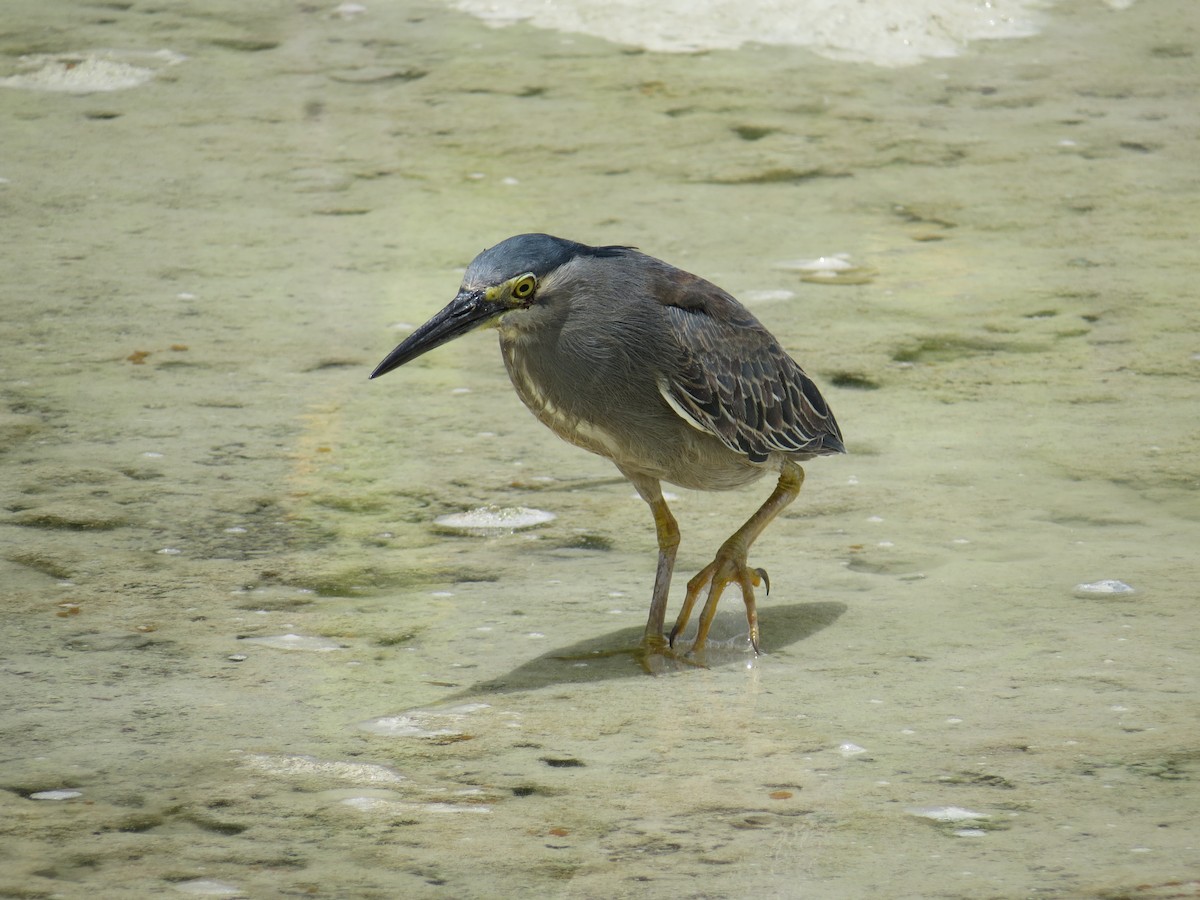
[654, 273, 844, 463]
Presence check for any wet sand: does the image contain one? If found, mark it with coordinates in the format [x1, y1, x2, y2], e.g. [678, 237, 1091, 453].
[1, 0, 1197, 896]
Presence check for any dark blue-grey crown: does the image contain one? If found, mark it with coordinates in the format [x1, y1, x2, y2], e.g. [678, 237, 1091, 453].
[465, 233, 633, 285]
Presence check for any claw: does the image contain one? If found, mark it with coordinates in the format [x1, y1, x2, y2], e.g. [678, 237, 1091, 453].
[662, 463, 805, 657]
[755, 567, 770, 596]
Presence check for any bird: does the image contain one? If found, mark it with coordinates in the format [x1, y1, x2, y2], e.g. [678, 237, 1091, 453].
[371, 233, 844, 657]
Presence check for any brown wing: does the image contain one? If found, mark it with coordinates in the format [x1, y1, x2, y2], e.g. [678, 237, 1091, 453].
[655, 272, 844, 463]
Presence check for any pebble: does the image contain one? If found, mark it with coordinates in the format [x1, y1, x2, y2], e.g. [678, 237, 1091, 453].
[242, 753, 407, 784]
[776, 255, 856, 272]
[30, 790, 82, 801]
[340, 796, 492, 814]
[774, 254, 876, 284]
[434, 506, 555, 535]
[740, 289, 796, 304]
[1074, 579, 1135, 594]
[907, 805, 989, 822]
[173, 879, 244, 896]
[241, 633, 344, 652]
[359, 703, 490, 738]
[331, 2, 368, 19]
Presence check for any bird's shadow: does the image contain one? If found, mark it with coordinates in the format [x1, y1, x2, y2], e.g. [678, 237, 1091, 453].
[426, 602, 846, 704]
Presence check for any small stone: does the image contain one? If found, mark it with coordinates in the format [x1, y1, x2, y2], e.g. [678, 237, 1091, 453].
[359, 703, 489, 738]
[907, 805, 988, 822]
[434, 506, 555, 536]
[30, 790, 82, 801]
[173, 879, 244, 896]
[1074, 579, 1135, 594]
[241, 633, 343, 652]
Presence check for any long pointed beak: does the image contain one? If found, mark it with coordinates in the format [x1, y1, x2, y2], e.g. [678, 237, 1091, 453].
[370, 289, 499, 379]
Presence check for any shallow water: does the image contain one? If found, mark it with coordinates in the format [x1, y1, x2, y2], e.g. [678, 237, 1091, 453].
[2, 1, 1198, 897]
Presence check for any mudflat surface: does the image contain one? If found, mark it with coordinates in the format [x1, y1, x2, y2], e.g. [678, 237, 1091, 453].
[1, 1, 1197, 896]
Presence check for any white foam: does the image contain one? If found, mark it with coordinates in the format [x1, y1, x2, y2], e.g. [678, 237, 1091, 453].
[1, 49, 185, 94]
[449, 0, 1056, 67]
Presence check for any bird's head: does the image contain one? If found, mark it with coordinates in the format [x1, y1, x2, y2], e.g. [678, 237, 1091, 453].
[370, 234, 630, 379]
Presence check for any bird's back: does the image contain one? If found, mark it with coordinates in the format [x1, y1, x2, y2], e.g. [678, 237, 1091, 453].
[499, 249, 843, 490]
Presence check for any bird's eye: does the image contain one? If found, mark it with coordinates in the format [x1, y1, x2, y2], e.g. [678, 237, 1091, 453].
[511, 274, 537, 300]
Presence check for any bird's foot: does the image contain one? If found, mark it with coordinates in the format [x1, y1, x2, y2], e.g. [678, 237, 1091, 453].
[638, 632, 709, 673]
[669, 548, 768, 655]
[554, 633, 704, 675]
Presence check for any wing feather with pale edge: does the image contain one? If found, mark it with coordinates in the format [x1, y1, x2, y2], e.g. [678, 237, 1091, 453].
[655, 272, 844, 463]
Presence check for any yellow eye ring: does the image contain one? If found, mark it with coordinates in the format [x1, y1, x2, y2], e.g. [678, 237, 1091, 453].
[511, 274, 537, 300]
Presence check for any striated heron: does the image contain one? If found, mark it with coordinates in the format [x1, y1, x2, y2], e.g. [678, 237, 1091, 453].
[371, 233, 844, 656]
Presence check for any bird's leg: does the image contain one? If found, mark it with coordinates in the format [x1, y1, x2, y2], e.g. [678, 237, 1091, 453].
[670, 461, 805, 654]
[626, 474, 679, 652]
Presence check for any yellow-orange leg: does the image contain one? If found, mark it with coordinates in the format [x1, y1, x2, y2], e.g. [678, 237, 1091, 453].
[670, 461, 805, 654]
